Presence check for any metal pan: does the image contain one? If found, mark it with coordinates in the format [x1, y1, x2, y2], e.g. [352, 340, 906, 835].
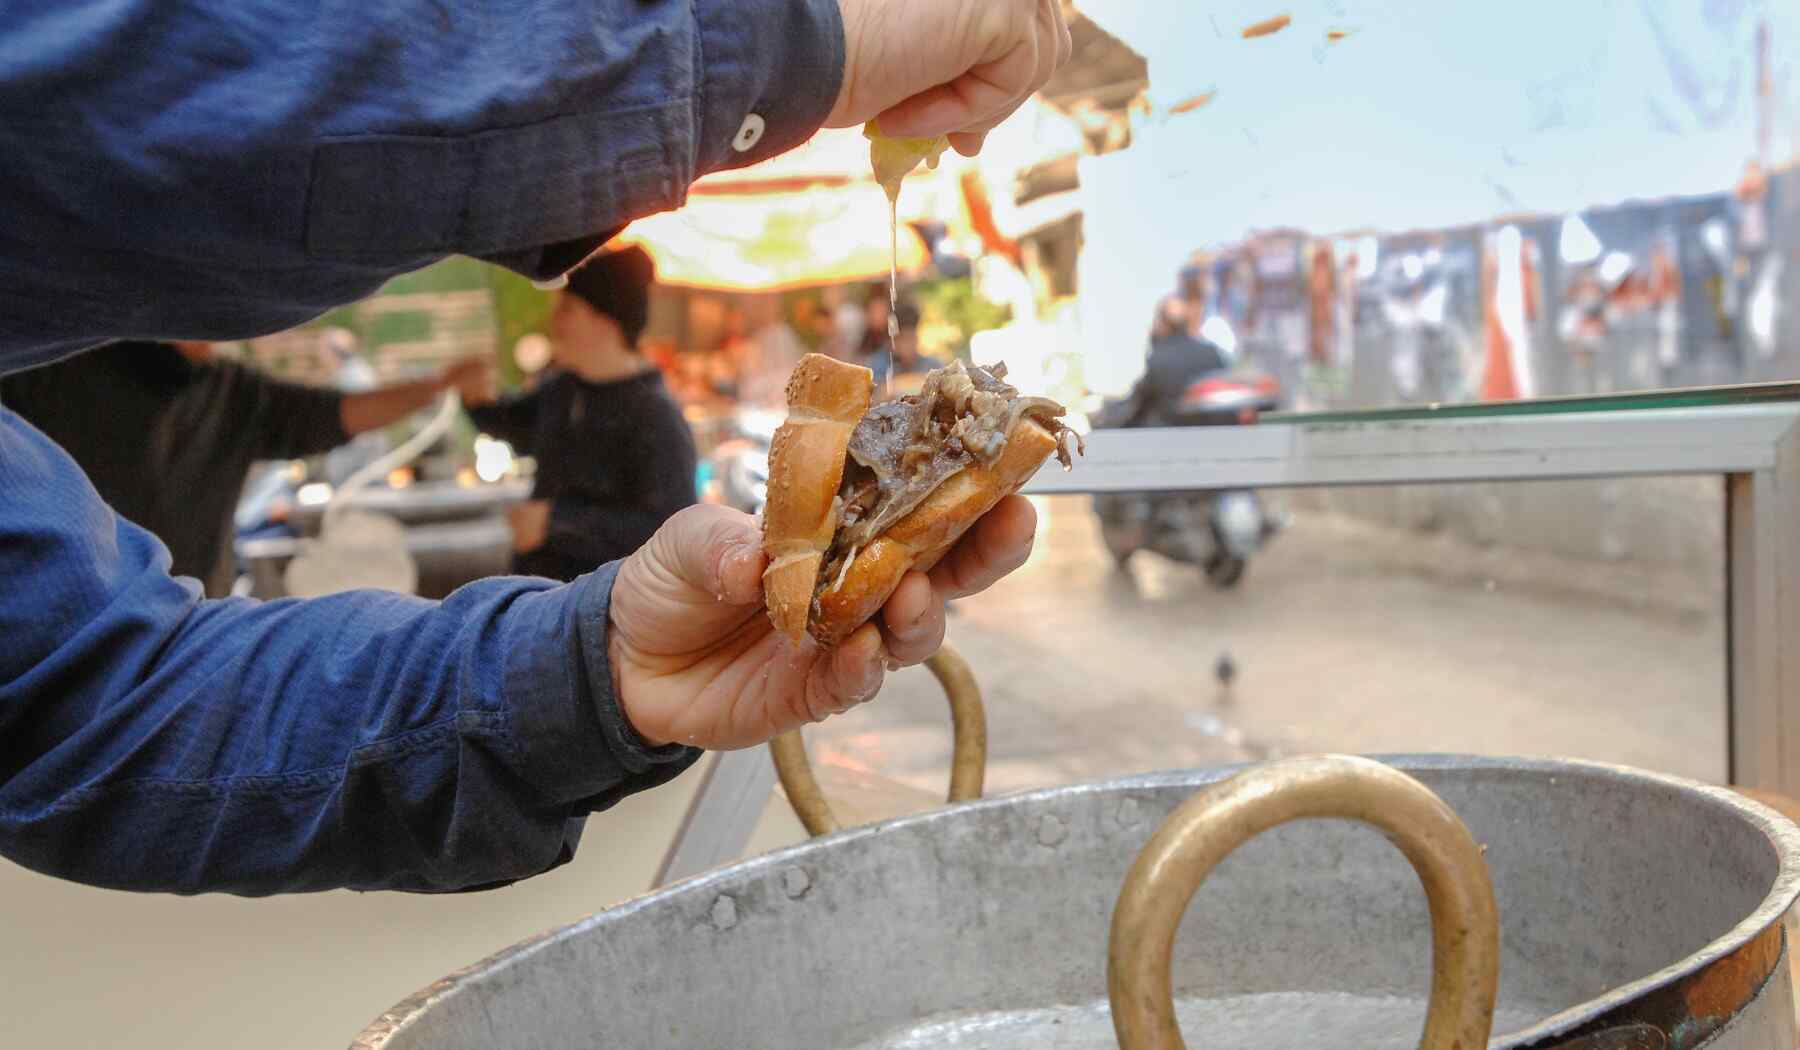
[354, 756, 1800, 1049]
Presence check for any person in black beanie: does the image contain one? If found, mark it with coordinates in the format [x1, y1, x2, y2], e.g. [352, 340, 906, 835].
[469, 245, 697, 581]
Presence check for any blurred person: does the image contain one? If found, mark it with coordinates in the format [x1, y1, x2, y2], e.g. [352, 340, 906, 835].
[1560, 267, 1610, 393]
[871, 300, 938, 394]
[1215, 254, 1258, 338]
[1735, 159, 1770, 255]
[714, 303, 753, 393]
[467, 247, 699, 582]
[0, 0, 1066, 895]
[1307, 244, 1336, 365]
[677, 351, 715, 406]
[889, 301, 935, 378]
[1117, 298, 1230, 426]
[0, 339, 496, 597]
[796, 295, 841, 354]
[1649, 239, 1683, 369]
[852, 281, 895, 382]
[731, 299, 810, 410]
[1153, 263, 1209, 341]
[827, 288, 868, 360]
[703, 344, 742, 399]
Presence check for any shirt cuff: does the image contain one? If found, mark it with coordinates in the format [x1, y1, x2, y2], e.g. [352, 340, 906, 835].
[690, 0, 845, 176]
[575, 561, 701, 772]
[502, 562, 701, 810]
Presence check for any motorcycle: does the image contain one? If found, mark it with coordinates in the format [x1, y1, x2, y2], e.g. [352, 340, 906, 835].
[1092, 366, 1283, 587]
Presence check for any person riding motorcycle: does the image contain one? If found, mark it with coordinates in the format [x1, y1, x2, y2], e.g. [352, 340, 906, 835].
[1093, 297, 1278, 585]
[1114, 298, 1230, 427]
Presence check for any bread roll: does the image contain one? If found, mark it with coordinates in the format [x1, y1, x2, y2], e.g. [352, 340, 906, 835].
[761, 354, 874, 642]
[762, 354, 1071, 648]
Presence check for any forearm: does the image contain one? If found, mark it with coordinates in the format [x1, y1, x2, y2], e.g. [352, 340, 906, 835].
[0, 410, 699, 895]
[0, 0, 843, 370]
[340, 378, 444, 436]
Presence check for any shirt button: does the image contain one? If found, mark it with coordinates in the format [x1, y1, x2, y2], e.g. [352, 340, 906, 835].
[733, 113, 766, 153]
[531, 274, 569, 291]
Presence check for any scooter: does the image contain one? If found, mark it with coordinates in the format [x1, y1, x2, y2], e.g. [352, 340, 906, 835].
[1091, 367, 1283, 587]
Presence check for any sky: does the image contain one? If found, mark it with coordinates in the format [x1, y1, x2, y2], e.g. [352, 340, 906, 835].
[1078, 0, 1799, 242]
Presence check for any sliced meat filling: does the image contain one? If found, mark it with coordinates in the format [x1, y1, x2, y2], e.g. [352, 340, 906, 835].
[814, 360, 1077, 597]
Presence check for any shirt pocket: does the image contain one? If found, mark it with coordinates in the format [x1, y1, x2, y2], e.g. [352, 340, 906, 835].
[304, 101, 691, 260]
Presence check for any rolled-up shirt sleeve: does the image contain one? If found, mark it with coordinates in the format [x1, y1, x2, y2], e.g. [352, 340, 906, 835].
[0, 0, 844, 370]
[0, 407, 699, 895]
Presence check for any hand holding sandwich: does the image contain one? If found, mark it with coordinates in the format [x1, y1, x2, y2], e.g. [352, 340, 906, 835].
[610, 353, 1078, 752]
[608, 499, 1035, 750]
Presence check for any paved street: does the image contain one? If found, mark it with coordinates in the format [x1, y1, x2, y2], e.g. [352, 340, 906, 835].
[807, 494, 1729, 802]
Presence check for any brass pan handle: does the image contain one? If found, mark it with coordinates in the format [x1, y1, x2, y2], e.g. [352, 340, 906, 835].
[769, 643, 986, 837]
[1108, 755, 1500, 1050]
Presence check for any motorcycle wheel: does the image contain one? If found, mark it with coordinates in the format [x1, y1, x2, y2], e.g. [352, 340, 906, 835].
[1204, 553, 1248, 588]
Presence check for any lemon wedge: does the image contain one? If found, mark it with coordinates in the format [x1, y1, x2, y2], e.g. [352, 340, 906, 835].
[866, 121, 948, 202]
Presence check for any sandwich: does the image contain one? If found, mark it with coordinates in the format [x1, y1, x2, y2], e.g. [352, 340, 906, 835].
[762, 353, 1081, 647]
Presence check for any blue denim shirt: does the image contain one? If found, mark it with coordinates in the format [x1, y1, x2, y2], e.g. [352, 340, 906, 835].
[0, 0, 842, 369]
[0, 0, 843, 894]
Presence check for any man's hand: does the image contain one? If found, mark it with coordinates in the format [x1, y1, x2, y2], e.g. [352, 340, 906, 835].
[508, 500, 552, 553]
[439, 356, 498, 406]
[829, 0, 1071, 156]
[609, 499, 1035, 750]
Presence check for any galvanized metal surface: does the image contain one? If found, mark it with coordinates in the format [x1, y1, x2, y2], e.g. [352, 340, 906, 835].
[354, 757, 1800, 1050]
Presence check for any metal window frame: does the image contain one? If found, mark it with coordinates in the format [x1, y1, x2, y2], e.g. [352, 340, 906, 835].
[654, 403, 1800, 888]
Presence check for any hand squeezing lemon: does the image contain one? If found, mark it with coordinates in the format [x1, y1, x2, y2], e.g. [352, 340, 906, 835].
[866, 121, 948, 202]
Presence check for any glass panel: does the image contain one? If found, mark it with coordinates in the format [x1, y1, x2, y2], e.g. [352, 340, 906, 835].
[1062, 5, 1800, 416]
[805, 483, 1726, 796]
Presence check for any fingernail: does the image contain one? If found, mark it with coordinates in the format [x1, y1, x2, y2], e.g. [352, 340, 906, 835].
[720, 540, 762, 601]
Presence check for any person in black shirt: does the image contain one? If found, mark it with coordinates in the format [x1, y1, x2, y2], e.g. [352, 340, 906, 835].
[1113, 295, 1232, 427]
[849, 282, 894, 384]
[0, 339, 495, 596]
[468, 246, 697, 581]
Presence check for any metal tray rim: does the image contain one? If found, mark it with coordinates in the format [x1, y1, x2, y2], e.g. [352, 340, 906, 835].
[351, 754, 1800, 1050]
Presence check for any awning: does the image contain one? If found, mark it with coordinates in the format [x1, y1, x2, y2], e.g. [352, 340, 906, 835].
[616, 128, 946, 292]
[618, 185, 931, 292]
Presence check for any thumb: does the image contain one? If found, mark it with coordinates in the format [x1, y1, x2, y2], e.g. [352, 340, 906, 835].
[644, 505, 767, 605]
